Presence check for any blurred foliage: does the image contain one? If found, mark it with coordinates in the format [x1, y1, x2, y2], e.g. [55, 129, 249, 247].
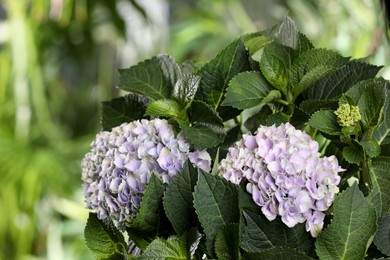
[0, 0, 388, 259]
[167, 0, 390, 78]
[0, 0, 144, 259]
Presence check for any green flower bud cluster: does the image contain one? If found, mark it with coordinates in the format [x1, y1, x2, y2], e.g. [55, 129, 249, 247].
[334, 104, 361, 127]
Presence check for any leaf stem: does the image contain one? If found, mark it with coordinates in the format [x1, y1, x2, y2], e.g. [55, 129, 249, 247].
[359, 155, 372, 196]
[276, 99, 289, 106]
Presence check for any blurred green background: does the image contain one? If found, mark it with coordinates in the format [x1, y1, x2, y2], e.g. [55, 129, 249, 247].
[0, 0, 388, 259]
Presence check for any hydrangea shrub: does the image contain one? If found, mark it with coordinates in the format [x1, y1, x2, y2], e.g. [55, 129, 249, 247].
[82, 15, 390, 260]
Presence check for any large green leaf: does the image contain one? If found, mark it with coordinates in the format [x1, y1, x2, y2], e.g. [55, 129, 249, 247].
[221, 71, 271, 109]
[315, 183, 377, 260]
[368, 157, 390, 217]
[118, 54, 181, 100]
[374, 214, 390, 256]
[273, 14, 314, 60]
[208, 125, 240, 161]
[84, 213, 127, 259]
[139, 229, 202, 260]
[139, 236, 187, 260]
[240, 210, 273, 251]
[144, 99, 186, 121]
[238, 188, 314, 255]
[345, 78, 387, 105]
[243, 247, 315, 260]
[259, 42, 291, 94]
[179, 101, 226, 149]
[359, 140, 381, 158]
[101, 94, 150, 131]
[195, 38, 251, 111]
[274, 14, 313, 55]
[291, 49, 349, 98]
[342, 143, 364, 165]
[215, 223, 240, 260]
[171, 74, 200, 108]
[307, 110, 341, 135]
[305, 61, 382, 101]
[274, 14, 299, 49]
[163, 161, 198, 235]
[299, 100, 338, 115]
[244, 105, 274, 132]
[127, 174, 166, 247]
[374, 87, 390, 145]
[358, 82, 387, 128]
[242, 30, 274, 57]
[193, 171, 239, 255]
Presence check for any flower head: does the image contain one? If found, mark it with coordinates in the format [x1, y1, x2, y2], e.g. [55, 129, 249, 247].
[81, 119, 211, 229]
[334, 103, 361, 127]
[218, 123, 342, 237]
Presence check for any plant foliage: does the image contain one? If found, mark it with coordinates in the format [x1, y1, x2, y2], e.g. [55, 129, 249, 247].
[83, 15, 390, 259]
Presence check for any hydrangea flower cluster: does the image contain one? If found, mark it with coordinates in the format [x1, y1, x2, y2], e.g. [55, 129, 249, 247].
[81, 119, 211, 230]
[218, 123, 342, 237]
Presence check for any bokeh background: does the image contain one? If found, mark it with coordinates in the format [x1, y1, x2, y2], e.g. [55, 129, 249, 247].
[0, 0, 389, 259]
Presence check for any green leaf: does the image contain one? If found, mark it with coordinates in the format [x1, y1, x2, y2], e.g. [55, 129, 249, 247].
[262, 90, 282, 104]
[260, 42, 291, 94]
[240, 210, 273, 251]
[195, 38, 251, 111]
[243, 247, 315, 260]
[374, 214, 390, 256]
[128, 174, 165, 241]
[101, 94, 150, 131]
[221, 71, 271, 109]
[360, 140, 381, 158]
[238, 188, 314, 255]
[292, 33, 314, 58]
[118, 54, 181, 100]
[244, 105, 273, 132]
[274, 15, 314, 59]
[291, 49, 349, 98]
[180, 123, 225, 150]
[315, 183, 377, 260]
[171, 74, 200, 108]
[208, 125, 240, 161]
[345, 78, 387, 105]
[299, 100, 338, 115]
[193, 171, 239, 255]
[144, 99, 186, 121]
[305, 61, 382, 101]
[139, 229, 202, 260]
[163, 161, 198, 235]
[374, 87, 390, 145]
[342, 143, 364, 164]
[139, 236, 187, 260]
[242, 30, 274, 56]
[307, 110, 341, 135]
[183, 228, 203, 258]
[274, 14, 299, 49]
[84, 213, 126, 259]
[358, 82, 387, 128]
[215, 223, 240, 260]
[180, 101, 226, 149]
[368, 157, 390, 217]
[265, 112, 288, 126]
[290, 106, 310, 130]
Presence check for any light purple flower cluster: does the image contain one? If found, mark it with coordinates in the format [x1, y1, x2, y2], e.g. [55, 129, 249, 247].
[81, 119, 211, 230]
[218, 123, 342, 237]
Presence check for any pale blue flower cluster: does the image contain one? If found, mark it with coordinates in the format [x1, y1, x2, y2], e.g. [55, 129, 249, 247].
[81, 119, 211, 230]
[218, 123, 342, 237]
